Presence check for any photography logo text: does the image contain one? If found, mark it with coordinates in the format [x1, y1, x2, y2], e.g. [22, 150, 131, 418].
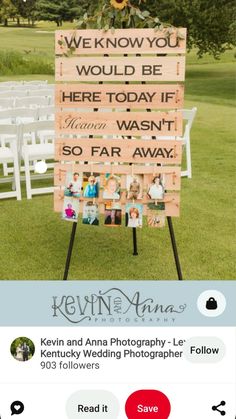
[52, 288, 187, 324]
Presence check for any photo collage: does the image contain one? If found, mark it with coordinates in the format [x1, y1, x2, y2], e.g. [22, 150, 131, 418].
[61, 170, 166, 228]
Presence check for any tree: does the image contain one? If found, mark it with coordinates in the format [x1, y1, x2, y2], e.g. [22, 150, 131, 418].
[0, 0, 18, 26]
[140, 0, 236, 57]
[35, 0, 81, 26]
[11, 0, 37, 25]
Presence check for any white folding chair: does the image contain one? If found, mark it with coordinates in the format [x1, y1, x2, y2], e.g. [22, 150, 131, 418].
[0, 109, 14, 124]
[24, 80, 48, 85]
[0, 98, 15, 109]
[0, 85, 17, 92]
[37, 105, 55, 121]
[21, 120, 55, 199]
[0, 81, 23, 86]
[28, 89, 54, 97]
[180, 107, 197, 178]
[156, 107, 197, 178]
[9, 84, 41, 92]
[15, 96, 50, 108]
[6, 84, 28, 91]
[43, 84, 55, 90]
[0, 107, 38, 124]
[28, 90, 55, 106]
[0, 112, 16, 176]
[0, 124, 21, 200]
[0, 90, 27, 98]
[0, 108, 39, 176]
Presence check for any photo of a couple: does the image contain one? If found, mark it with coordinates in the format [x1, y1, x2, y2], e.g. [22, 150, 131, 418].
[10, 337, 35, 362]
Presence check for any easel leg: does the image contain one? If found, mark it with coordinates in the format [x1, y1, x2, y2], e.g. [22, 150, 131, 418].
[63, 222, 77, 281]
[167, 217, 183, 280]
[132, 227, 138, 256]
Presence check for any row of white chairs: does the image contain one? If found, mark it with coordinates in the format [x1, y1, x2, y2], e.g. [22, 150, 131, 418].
[0, 83, 55, 111]
[0, 88, 54, 99]
[0, 106, 55, 125]
[0, 85, 53, 93]
[0, 80, 48, 86]
[0, 120, 55, 200]
[0, 89, 54, 98]
[0, 105, 55, 177]
[0, 94, 54, 109]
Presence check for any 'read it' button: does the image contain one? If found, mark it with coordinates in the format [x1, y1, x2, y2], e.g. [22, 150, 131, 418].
[125, 390, 171, 418]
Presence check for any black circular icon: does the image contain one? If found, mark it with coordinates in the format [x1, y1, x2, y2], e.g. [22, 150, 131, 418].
[10, 401, 24, 416]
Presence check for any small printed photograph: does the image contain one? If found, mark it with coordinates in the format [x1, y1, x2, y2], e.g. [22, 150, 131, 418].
[64, 172, 82, 198]
[82, 201, 99, 226]
[147, 210, 166, 228]
[104, 203, 122, 227]
[62, 197, 79, 222]
[148, 202, 165, 211]
[147, 174, 165, 200]
[10, 337, 35, 362]
[83, 173, 100, 198]
[126, 175, 143, 200]
[125, 203, 143, 228]
[103, 174, 121, 200]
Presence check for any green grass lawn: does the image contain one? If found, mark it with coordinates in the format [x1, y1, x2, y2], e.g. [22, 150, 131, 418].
[0, 23, 235, 280]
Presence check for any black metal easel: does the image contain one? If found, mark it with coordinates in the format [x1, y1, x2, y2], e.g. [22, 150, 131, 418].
[132, 228, 138, 256]
[62, 216, 183, 280]
[63, 222, 77, 281]
[167, 217, 183, 280]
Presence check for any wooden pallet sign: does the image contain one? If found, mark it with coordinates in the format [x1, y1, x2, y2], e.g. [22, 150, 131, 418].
[55, 56, 185, 82]
[55, 111, 182, 137]
[55, 138, 182, 164]
[55, 27, 186, 224]
[55, 28, 187, 55]
[55, 84, 185, 109]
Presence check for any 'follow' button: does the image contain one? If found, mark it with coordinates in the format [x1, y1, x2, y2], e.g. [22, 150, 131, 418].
[183, 337, 225, 363]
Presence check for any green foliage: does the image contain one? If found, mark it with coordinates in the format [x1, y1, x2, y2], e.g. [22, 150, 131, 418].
[0, 0, 18, 26]
[76, 0, 166, 31]
[11, 0, 37, 23]
[138, 0, 236, 58]
[35, 0, 81, 26]
[0, 0, 82, 26]
[0, 50, 53, 75]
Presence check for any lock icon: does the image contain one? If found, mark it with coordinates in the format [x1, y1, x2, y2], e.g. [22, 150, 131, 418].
[206, 297, 217, 310]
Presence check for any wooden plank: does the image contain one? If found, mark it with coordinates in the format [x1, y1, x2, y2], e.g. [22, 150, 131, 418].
[55, 83, 184, 109]
[55, 28, 187, 55]
[55, 111, 182, 137]
[163, 193, 180, 217]
[54, 188, 63, 212]
[55, 56, 185, 82]
[54, 189, 180, 217]
[55, 138, 182, 164]
[54, 163, 181, 190]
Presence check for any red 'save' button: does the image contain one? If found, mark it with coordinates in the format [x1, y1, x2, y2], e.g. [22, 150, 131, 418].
[125, 390, 171, 418]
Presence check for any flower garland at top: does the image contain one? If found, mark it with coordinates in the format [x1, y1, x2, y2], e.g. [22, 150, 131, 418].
[76, 0, 184, 36]
[57, 1, 185, 56]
